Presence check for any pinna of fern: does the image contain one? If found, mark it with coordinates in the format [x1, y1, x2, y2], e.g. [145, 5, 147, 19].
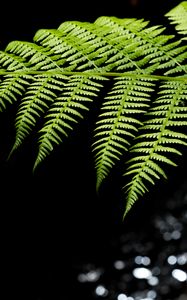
[124, 80, 187, 216]
[0, 1, 186, 218]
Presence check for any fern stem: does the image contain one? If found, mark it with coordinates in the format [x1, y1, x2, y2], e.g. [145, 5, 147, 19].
[0, 70, 187, 82]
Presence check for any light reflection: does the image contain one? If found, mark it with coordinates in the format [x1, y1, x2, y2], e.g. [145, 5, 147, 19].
[142, 256, 151, 266]
[147, 276, 159, 286]
[117, 293, 127, 300]
[172, 269, 187, 282]
[95, 285, 108, 297]
[177, 253, 187, 265]
[77, 269, 102, 283]
[166, 215, 176, 225]
[134, 256, 151, 266]
[167, 255, 177, 265]
[133, 268, 152, 279]
[134, 256, 142, 265]
[163, 232, 171, 241]
[147, 290, 157, 299]
[171, 230, 181, 240]
[77, 273, 87, 283]
[155, 213, 183, 242]
[114, 260, 126, 270]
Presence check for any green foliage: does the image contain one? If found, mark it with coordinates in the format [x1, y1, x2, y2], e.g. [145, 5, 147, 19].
[166, 1, 187, 36]
[0, 2, 187, 217]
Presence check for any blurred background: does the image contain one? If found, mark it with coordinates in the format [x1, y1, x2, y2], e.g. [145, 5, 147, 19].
[0, 0, 186, 299]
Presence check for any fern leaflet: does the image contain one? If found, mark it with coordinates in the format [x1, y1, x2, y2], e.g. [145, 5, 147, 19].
[34, 75, 104, 169]
[10, 74, 67, 155]
[124, 80, 187, 216]
[93, 76, 155, 190]
[166, 1, 187, 36]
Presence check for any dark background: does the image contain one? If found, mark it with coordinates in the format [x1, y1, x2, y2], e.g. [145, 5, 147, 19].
[0, 1, 186, 299]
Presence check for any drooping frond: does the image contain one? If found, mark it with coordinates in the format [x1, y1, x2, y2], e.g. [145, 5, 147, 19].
[0, 1, 186, 218]
[166, 1, 187, 36]
[34, 75, 105, 170]
[93, 76, 156, 190]
[124, 80, 187, 216]
[10, 74, 67, 155]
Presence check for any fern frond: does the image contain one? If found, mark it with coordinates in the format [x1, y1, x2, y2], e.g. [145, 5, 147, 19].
[6, 41, 63, 71]
[34, 75, 104, 170]
[166, 1, 187, 36]
[0, 74, 31, 110]
[0, 51, 27, 71]
[34, 26, 105, 71]
[0, 5, 186, 219]
[123, 80, 187, 216]
[33, 17, 187, 75]
[95, 17, 187, 75]
[0, 49, 30, 110]
[93, 76, 156, 190]
[10, 74, 68, 155]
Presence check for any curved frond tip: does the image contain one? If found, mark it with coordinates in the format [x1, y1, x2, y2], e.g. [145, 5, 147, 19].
[123, 80, 187, 216]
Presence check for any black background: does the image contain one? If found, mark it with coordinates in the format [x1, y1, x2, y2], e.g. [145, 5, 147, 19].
[0, 1, 186, 299]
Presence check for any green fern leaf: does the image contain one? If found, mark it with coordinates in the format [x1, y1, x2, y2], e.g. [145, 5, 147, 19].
[34, 75, 104, 169]
[166, 1, 187, 36]
[0, 74, 31, 110]
[93, 76, 156, 190]
[0, 51, 27, 71]
[6, 41, 63, 71]
[124, 80, 187, 216]
[10, 74, 67, 155]
[0, 49, 31, 110]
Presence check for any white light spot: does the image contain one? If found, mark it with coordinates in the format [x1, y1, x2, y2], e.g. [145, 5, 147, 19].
[135, 256, 151, 266]
[172, 269, 187, 282]
[127, 297, 134, 300]
[87, 270, 101, 282]
[167, 255, 177, 265]
[133, 267, 152, 279]
[177, 253, 187, 265]
[171, 230, 181, 240]
[163, 232, 171, 241]
[147, 276, 159, 286]
[114, 260, 126, 270]
[135, 256, 142, 265]
[117, 293, 127, 300]
[77, 269, 101, 283]
[147, 290, 157, 299]
[77, 273, 87, 282]
[95, 285, 108, 297]
[142, 256, 151, 266]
